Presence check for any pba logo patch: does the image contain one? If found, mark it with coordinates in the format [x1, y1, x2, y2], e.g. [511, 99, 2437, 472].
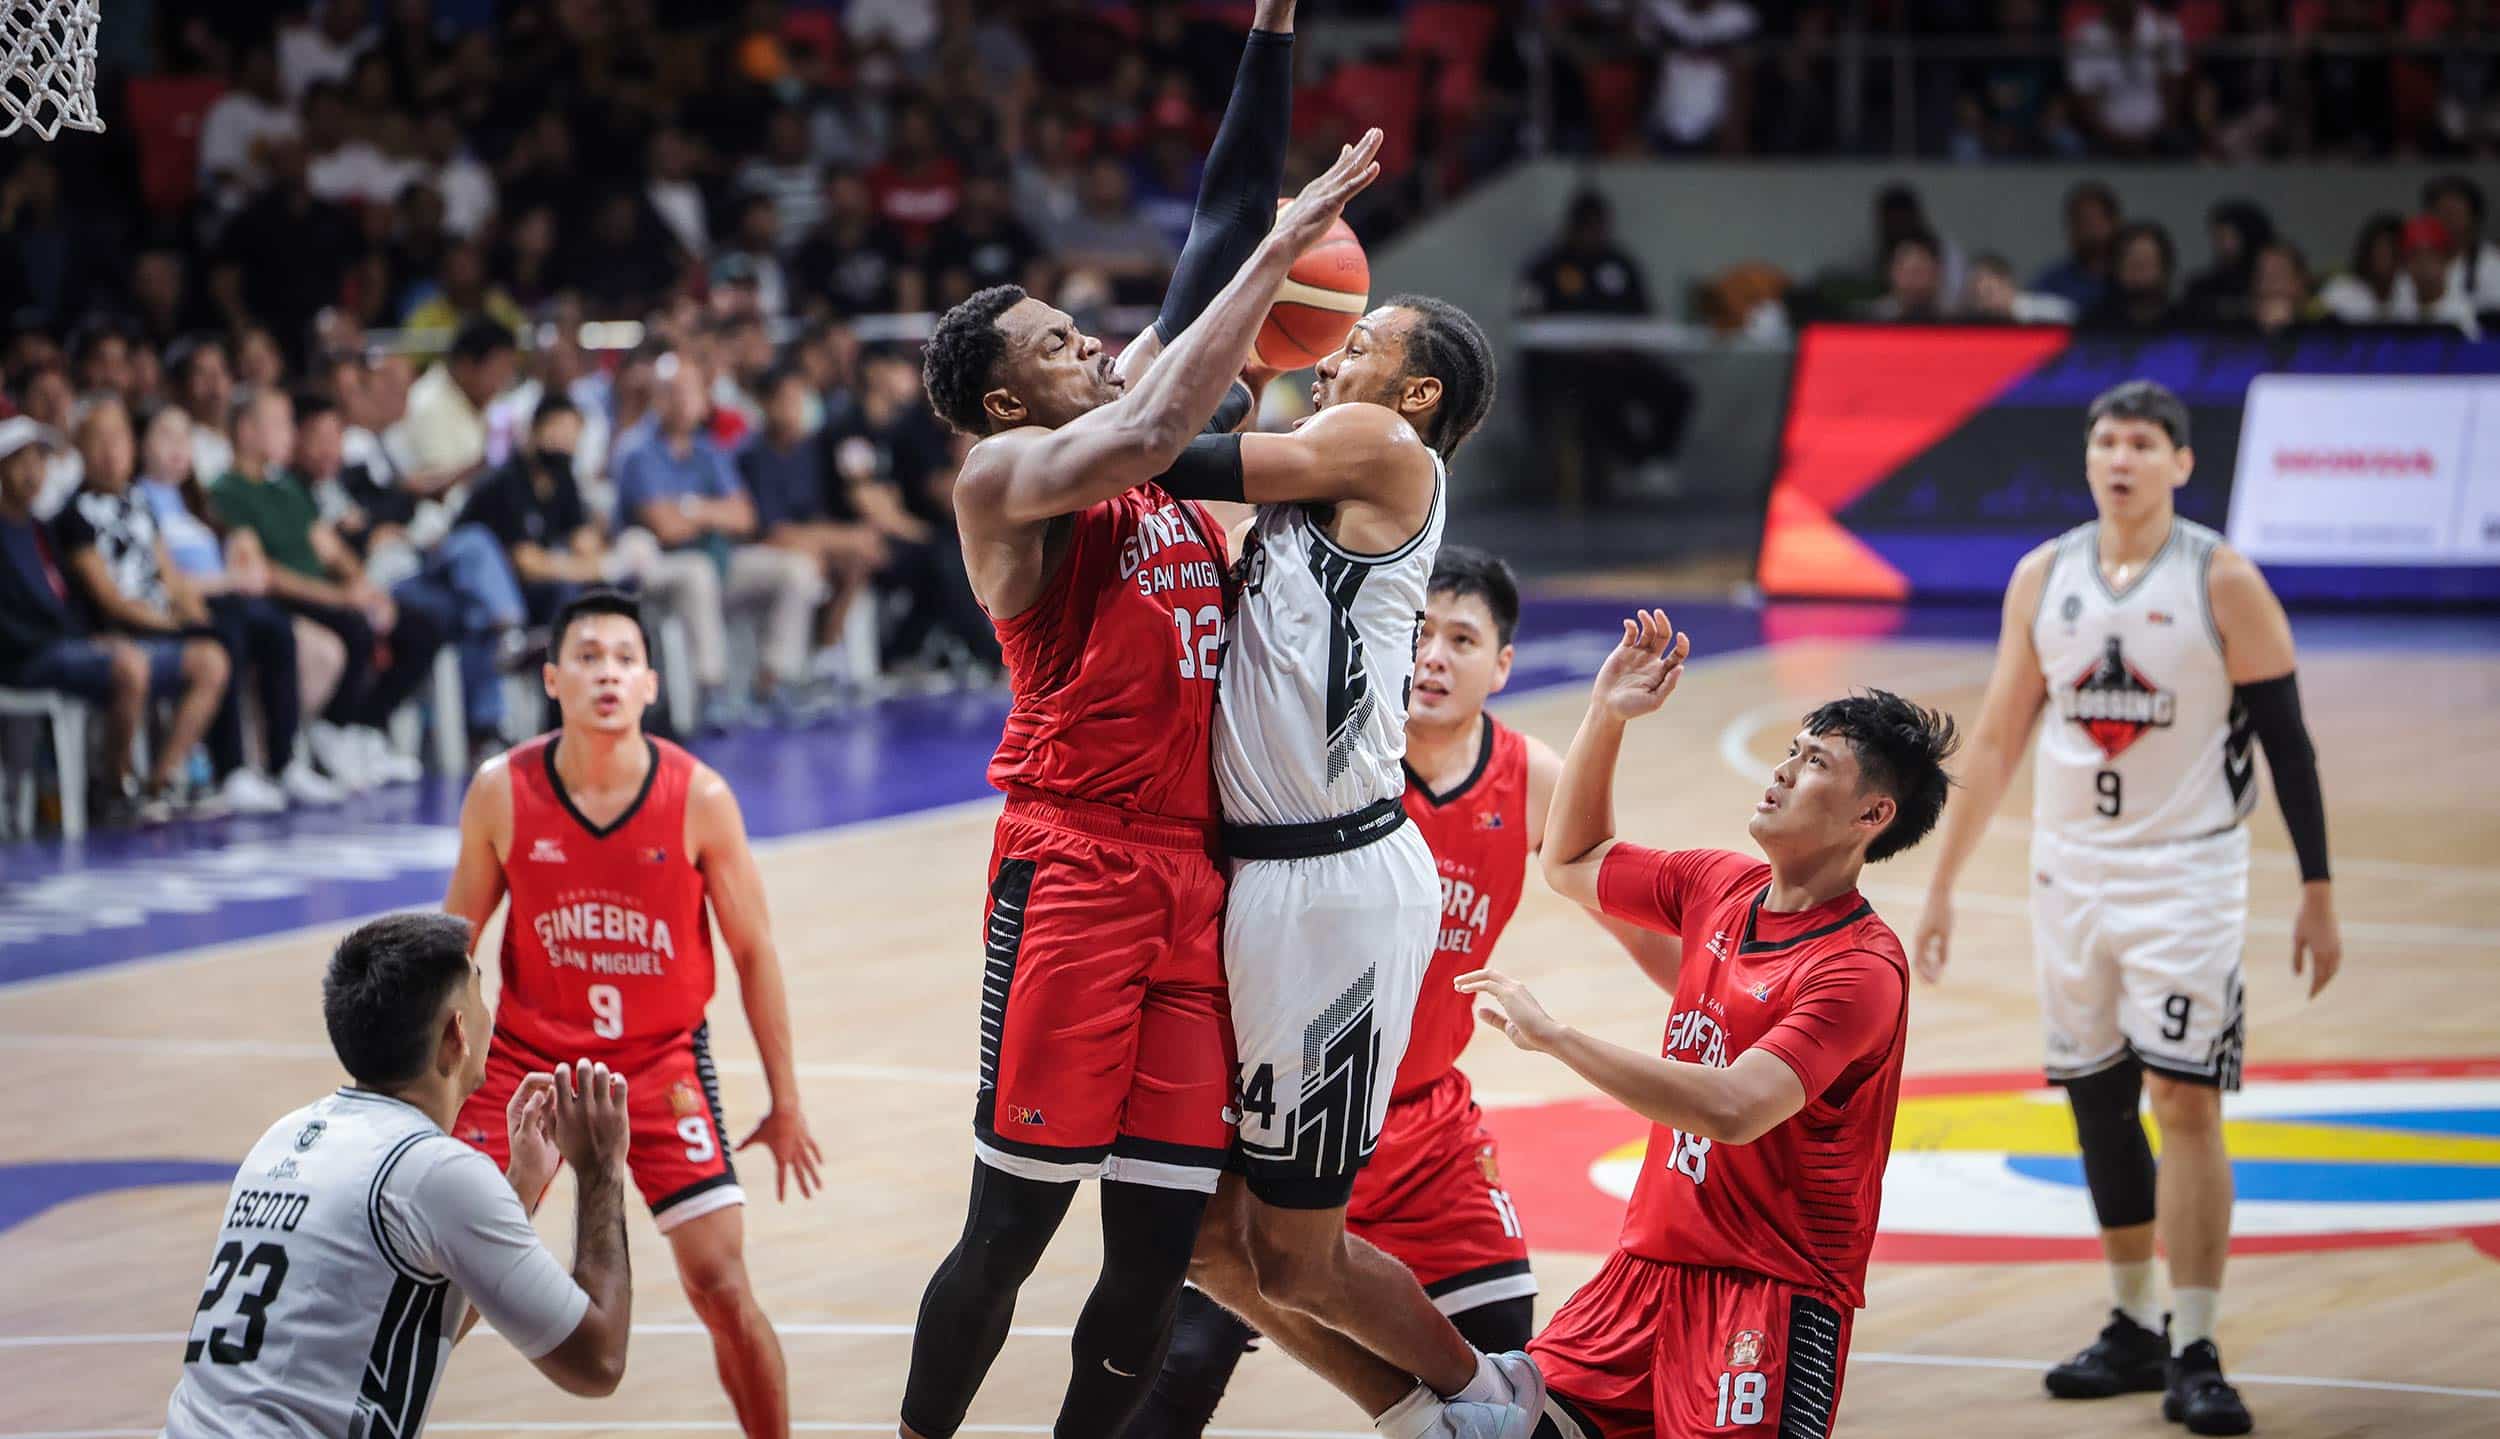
[1475, 811, 1505, 830]
[293, 1120, 325, 1151]
[641, 846, 669, 864]
[1494, 1059, 2500, 1262]
[1727, 1329, 1765, 1368]
[1008, 1104, 1048, 1127]
[668, 1081, 702, 1119]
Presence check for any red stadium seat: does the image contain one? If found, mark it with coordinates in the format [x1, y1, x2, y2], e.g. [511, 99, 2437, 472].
[125, 75, 225, 219]
[1585, 59, 1650, 155]
[1323, 59, 1424, 179]
[1403, 2, 1500, 124]
[2404, 0, 2454, 37]
[2175, 0, 2226, 43]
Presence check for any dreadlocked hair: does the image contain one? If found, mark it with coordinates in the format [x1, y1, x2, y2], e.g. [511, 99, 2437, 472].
[1384, 293, 1495, 460]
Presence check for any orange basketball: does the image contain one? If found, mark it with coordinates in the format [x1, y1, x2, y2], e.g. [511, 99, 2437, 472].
[1255, 201, 1369, 371]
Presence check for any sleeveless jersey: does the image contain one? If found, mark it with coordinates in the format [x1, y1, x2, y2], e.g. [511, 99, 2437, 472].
[163, 1089, 583, 1439]
[1394, 714, 1529, 1100]
[2030, 518, 2253, 847]
[1216, 453, 1447, 825]
[497, 734, 716, 1059]
[988, 484, 1229, 823]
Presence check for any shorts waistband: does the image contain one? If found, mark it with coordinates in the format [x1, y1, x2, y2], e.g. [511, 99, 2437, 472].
[1002, 788, 1218, 853]
[1222, 795, 1408, 861]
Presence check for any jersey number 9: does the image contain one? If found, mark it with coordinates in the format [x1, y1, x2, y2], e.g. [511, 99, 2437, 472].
[589, 983, 624, 1040]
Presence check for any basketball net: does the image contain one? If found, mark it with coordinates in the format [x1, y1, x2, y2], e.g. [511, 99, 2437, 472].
[0, 0, 103, 139]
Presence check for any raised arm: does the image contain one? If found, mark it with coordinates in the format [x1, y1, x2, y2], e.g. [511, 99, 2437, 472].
[955, 132, 1381, 533]
[689, 766, 823, 1200]
[1912, 544, 2053, 982]
[1543, 610, 1691, 909]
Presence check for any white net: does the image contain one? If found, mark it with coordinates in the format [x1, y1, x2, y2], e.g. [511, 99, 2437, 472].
[0, 0, 102, 140]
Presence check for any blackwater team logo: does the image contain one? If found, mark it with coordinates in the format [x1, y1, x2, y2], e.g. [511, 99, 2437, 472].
[2062, 634, 2176, 760]
[1495, 1059, 2500, 1262]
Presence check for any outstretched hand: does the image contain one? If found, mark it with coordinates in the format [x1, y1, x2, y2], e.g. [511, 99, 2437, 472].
[1456, 969, 1567, 1054]
[1272, 130, 1383, 253]
[1594, 609, 1690, 721]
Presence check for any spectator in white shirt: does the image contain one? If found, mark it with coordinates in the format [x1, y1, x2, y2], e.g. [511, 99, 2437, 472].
[736, 106, 824, 253]
[1638, 0, 1760, 153]
[278, 0, 376, 101]
[644, 127, 710, 260]
[2400, 214, 2483, 338]
[197, 42, 300, 214]
[420, 112, 498, 240]
[847, 0, 941, 61]
[2317, 212, 2410, 323]
[2424, 175, 2500, 317]
[2066, 0, 2190, 155]
[302, 82, 423, 210]
[1964, 252, 2079, 324]
[384, 320, 518, 552]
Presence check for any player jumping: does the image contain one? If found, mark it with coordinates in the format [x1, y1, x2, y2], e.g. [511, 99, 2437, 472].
[895, 12, 1393, 1433]
[444, 589, 822, 1439]
[1914, 379, 2342, 1435]
[1130, 548, 1679, 1437]
[1466, 611, 1958, 1439]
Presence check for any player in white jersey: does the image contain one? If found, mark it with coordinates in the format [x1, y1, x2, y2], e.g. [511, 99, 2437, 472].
[161, 912, 634, 1438]
[1915, 381, 2344, 1437]
[1150, 296, 1536, 1439]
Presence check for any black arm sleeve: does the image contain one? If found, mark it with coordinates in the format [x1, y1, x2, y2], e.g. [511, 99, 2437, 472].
[2236, 672, 2329, 882]
[1203, 381, 1255, 437]
[1155, 433, 1246, 502]
[1152, 28, 1295, 345]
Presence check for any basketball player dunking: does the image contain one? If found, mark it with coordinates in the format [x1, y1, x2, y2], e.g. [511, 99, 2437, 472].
[1915, 380, 2343, 1436]
[1466, 612, 1959, 1439]
[1131, 548, 1680, 1439]
[895, 10, 1390, 1429]
[445, 589, 822, 1439]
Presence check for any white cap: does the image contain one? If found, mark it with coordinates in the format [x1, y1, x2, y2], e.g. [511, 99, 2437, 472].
[0, 415, 63, 463]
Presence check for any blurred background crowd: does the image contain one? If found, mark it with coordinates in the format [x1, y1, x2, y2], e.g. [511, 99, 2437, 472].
[1, 0, 2495, 830]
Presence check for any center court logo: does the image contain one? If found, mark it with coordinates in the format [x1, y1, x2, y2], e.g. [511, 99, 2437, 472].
[1494, 1058, 2500, 1262]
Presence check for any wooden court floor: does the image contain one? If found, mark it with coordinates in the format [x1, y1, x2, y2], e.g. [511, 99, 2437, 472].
[3, 635, 2496, 1438]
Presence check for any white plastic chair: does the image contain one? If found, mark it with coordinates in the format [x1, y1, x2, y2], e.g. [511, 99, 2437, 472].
[0, 686, 90, 839]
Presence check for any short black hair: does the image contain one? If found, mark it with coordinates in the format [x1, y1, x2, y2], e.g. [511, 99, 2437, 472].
[2112, 219, 2176, 282]
[1384, 293, 1495, 461]
[323, 911, 474, 1087]
[1801, 690, 1960, 864]
[532, 391, 580, 431]
[1429, 545, 1521, 647]
[450, 317, 518, 366]
[1886, 228, 1941, 266]
[2423, 174, 2486, 223]
[550, 587, 649, 664]
[923, 284, 1026, 436]
[757, 360, 809, 402]
[2086, 379, 2190, 449]
[1971, 251, 2014, 279]
[294, 390, 340, 427]
[2065, 179, 2120, 222]
[2350, 210, 2407, 274]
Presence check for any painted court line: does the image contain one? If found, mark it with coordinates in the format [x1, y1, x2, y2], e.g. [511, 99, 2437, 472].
[0, 1032, 971, 1085]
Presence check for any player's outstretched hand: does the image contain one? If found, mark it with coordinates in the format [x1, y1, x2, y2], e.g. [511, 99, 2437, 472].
[1272, 129, 1383, 253]
[2292, 883, 2342, 999]
[736, 1107, 825, 1202]
[1912, 892, 1952, 984]
[551, 1060, 630, 1175]
[1457, 969, 1567, 1053]
[1594, 609, 1689, 722]
[505, 1072, 561, 1198]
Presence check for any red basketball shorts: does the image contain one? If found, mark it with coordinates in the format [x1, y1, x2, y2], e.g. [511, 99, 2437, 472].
[1347, 1067, 1534, 1314]
[1531, 1252, 1854, 1439]
[454, 1022, 743, 1232]
[972, 792, 1233, 1192]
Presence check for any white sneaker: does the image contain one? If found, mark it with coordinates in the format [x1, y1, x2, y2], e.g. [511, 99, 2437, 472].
[1488, 1352, 1546, 1416]
[1434, 1401, 1536, 1439]
[279, 757, 344, 806]
[308, 723, 374, 792]
[218, 768, 290, 815]
[361, 728, 424, 784]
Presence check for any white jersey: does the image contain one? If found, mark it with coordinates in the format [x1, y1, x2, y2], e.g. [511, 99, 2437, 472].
[2030, 518, 2254, 848]
[162, 1088, 587, 1439]
[1216, 454, 1446, 826]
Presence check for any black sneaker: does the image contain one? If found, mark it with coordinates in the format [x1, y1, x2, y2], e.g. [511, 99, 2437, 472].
[2164, 1339, 2254, 1435]
[2046, 1309, 2171, 1398]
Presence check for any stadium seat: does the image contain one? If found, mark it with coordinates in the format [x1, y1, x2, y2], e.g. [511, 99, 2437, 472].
[124, 75, 224, 220]
[1324, 59, 1427, 179]
[0, 686, 91, 839]
[1586, 59, 1650, 155]
[1403, 2, 1501, 125]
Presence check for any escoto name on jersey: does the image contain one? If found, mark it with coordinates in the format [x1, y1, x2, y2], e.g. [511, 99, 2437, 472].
[1496, 1059, 2500, 1262]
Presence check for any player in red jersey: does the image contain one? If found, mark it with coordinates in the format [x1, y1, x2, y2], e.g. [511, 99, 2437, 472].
[445, 589, 821, 1439]
[1131, 548, 1680, 1438]
[895, 10, 1390, 1428]
[1462, 611, 1960, 1439]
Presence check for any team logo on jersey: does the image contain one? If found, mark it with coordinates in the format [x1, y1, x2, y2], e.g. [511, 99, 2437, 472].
[1493, 1059, 2500, 1262]
[641, 846, 669, 864]
[293, 1120, 325, 1151]
[1749, 980, 1773, 1002]
[668, 1081, 702, 1119]
[2059, 635, 2176, 760]
[1475, 811, 1505, 830]
[2059, 593, 2083, 624]
[1706, 931, 1733, 962]
[2146, 610, 2175, 626]
[1008, 1104, 1048, 1127]
[529, 837, 568, 864]
[1475, 1145, 1503, 1186]
[1727, 1329, 1765, 1367]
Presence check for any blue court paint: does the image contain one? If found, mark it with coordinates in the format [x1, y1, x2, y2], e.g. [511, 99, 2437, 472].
[2003, 1155, 2500, 1205]
[2283, 1109, 2500, 1139]
[0, 1160, 236, 1235]
[4, 600, 2490, 989]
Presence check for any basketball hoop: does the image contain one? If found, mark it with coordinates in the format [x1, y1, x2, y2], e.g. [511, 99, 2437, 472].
[0, 0, 103, 140]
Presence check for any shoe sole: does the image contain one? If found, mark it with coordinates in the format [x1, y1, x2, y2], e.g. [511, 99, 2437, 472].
[2163, 1393, 2254, 1435]
[2047, 1369, 2168, 1399]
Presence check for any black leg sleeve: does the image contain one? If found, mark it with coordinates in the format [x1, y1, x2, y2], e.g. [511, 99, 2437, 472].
[2064, 1057, 2158, 1230]
[1055, 1179, 1215, 1439]
[1153, 26, 1296, 344]
[1452, 1294, 1536, 1356]
[1125, 1286, 1258, 1439]
[900, 1162, 1079, 1439]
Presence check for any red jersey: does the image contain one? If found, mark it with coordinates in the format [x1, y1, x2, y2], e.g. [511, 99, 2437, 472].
[1596, 846, 1908, 1308]
[1394, 714, 1529, 1100]
[495, 734, 717, 1060]
[989, 485, 1229, 823]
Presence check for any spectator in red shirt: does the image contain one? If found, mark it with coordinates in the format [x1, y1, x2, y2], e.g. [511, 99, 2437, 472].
[866, 101, 962, 253]
[1463, 610, 1959, 1439]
